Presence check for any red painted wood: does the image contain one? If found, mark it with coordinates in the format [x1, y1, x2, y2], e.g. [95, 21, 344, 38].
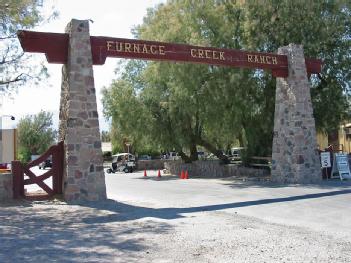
[52, 141, 64, 194]
[17, 30, 322, 77]
[23, 166, 54, 195]
[11, 161, 23, 199]
[10, 141, 64, 199]
[23, 170, 53, 185]
[17, 30, 68, 64]
[57, 141, 64, 194]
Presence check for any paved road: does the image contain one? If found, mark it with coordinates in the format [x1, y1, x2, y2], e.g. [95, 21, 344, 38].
[2, 169, 351, 262]
[106, 170, 351, 239]
[23, 167, 351, 238]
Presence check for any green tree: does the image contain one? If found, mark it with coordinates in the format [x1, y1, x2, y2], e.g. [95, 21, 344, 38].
[103, 0, 351, 161]
[17, 110, 56, 162]
[101, 130, 111, 142]
[226, 0, 351, 154]
[0, 0, 57, 93]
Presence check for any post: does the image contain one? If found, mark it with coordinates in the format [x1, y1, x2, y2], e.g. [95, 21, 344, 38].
[51, 141, 64, 194]
[12, 160, 23, 199]
[59, 20, 106, 201]
[56, 141, 64, 194]
[271, 44, 322, 183]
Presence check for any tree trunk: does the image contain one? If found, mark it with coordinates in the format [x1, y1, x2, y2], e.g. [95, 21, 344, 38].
[189, 141, 198, 162]
[178, 150, 192, 163]
[196, 137, 229, 164]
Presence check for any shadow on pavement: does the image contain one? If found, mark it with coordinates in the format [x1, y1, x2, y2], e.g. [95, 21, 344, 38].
[0, 199, 172, 262]
[81, 188, 351, 223]
[213, 176, 351, 190]
[133, 175, 180, 181]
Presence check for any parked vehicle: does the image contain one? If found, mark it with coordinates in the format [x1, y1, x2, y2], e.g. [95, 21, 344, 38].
[39, 158, 52, 169]
[106, 153, 136, 173]
[229, 147, 245, 159]
[0, 163, 9, 170]
[228, 147, 245, 164]
[197, 151, 207, 160]
[138, 155, 151, 160]
[169, 152, 180, 160]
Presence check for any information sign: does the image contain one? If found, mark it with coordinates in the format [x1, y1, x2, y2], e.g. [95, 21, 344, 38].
[332, 153, 351, 180]
[320, 152, 331, 168]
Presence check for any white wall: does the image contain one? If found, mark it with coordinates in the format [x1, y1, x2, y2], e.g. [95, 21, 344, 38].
[0, 129, 16, 163]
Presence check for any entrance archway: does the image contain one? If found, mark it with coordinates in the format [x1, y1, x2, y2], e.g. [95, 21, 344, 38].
[17, 19, 322, 201]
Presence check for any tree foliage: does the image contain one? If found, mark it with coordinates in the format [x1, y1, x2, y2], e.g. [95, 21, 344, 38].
[0, 0, 57, 94]
[101, 130, 111, 142]
[103, 0, 351, 162]
[17, 110, 56, 162]
[231, 0, 351, 133]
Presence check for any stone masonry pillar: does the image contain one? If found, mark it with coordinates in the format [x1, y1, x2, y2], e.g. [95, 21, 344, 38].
[59, 19, 106, 201]
[271, 44, 321, 183]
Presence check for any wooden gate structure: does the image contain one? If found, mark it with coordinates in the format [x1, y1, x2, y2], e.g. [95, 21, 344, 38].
[12, 141, 64, 200]
[15, 19, 324, 201]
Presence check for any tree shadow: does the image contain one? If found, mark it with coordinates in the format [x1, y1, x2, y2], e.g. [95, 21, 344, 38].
[0, 199, 172, 262]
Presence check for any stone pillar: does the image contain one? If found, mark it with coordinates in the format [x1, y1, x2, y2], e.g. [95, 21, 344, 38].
[59, 19, 106, 201]
[271, 44, 321, 183]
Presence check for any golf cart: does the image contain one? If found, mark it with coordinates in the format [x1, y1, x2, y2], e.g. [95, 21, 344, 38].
[106, 153, 136, 173]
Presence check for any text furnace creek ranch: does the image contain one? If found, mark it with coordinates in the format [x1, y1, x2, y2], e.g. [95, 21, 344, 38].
[17, 30, 321, 77]
[105, 39, 282, 65]
[107, 40, 279, 65]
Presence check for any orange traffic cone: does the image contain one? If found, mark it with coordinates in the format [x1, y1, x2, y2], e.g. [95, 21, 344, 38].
[180, 170, 185, 179]
[157, 170, 161, 178]
[144, 170, 147, 177]
[184, 170, 189, 179]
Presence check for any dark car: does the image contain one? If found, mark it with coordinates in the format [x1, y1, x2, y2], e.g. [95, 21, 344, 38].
[39, 159, 52, 169]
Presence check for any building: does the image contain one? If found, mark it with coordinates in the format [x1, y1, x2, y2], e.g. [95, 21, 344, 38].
[317, 124, 351, 153]
[0, 129, 17, 164]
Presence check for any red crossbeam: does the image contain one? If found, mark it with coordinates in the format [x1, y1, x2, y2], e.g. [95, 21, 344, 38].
[23, 166, 54, 195]
[23, 169, 53, 185]
[17, 30, 322, 78]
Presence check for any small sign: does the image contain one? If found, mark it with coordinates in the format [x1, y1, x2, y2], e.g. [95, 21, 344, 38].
[332, 153, 351, 180]
[320, 152, 331, 168]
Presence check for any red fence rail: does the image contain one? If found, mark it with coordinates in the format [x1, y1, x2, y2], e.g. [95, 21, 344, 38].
[12, 141, 64, 200]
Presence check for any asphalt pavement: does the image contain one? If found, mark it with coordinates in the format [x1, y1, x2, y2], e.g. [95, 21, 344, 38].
[105, 170, 351, 239]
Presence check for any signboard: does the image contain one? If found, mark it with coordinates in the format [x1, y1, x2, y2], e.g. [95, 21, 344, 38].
[332, 153, 351, 180]
[320, 152, 331, 168]
[17, 30, 322, 78]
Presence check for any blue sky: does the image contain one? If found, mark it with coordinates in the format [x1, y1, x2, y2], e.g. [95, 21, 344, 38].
[1, 0, 164, 130]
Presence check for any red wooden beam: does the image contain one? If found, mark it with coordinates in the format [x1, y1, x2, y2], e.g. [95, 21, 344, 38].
[11, 160, 23, 199]
[17, 30, 69, 64]
[22, 166, 54, 195]
[17, 30, 322, 78]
